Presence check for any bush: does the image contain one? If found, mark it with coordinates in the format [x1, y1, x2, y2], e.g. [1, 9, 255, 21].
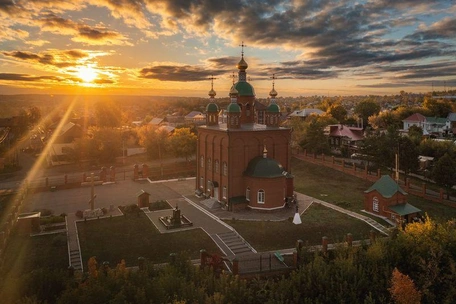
[40, 216, 65, 225]
[75, 210, 83, 218]
[149, 200, 171, 211]
[121, 204, 140, 214]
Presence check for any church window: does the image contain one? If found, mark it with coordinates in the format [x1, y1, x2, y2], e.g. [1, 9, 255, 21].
[200, 156, 204, 167]
[372, 197, 379, 212]
[223, 162, 228, 176]
[258, 190, 265, 204]
[215, 160, 219, 173]
[223, 186, 227, 199]
[207, 158, 211, 170]
[246, 187, 250, 201]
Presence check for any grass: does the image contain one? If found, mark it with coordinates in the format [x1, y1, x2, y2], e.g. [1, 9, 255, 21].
[0, 232, 68, 302]
[291, 157, 456, 222]
[226, 204, 374, 252]
[77, 213, 221, 267]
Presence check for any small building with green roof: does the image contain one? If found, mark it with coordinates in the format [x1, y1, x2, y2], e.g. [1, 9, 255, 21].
[364, 175, 421, 225]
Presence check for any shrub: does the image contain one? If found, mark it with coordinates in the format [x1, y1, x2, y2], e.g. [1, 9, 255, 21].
[75, 210, 83, 218]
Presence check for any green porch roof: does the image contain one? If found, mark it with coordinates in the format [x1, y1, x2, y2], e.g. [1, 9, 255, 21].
[365, 175, 407, 198]
[389, 203, 421, 216]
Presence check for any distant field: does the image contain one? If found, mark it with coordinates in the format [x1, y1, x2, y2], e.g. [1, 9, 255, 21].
[226, 203, 375, 252]
[77, 213, 221, 267]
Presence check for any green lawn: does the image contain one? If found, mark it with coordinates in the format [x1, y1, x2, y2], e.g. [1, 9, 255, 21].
[77, 213, 221, 267]
[0, 232, 68, 302]
[226, 203, 375, 252]
[291, 157, 456, 222]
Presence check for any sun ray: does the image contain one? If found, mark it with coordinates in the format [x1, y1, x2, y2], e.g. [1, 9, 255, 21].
[76, 65, 98, 83]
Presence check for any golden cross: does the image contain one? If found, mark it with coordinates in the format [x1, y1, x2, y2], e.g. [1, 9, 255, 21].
[239, 41, 247, 57]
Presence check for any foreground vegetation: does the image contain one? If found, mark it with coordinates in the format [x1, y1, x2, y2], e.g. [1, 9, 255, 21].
[1, 218, 455, 303]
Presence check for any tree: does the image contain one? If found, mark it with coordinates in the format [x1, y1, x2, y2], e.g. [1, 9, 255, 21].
[432, 152, 456, 199]
[327, 104, 347, 123]
[423, 97, 453, 118]
[398, 136, 419, 181]
[354, 99, 381, 128]
[407, 125, 423, 146]
[167, 128, 197, 161]
[137, 125, 169, 160]
[94, 101, 122, 128]
[299, 115, 334, 154]
[26, 106, 41, 127]
[389, 268, 421, 304]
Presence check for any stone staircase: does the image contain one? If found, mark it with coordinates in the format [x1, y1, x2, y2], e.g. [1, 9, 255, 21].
[69, 249, 83, 271]
[217, 231, 256, 256]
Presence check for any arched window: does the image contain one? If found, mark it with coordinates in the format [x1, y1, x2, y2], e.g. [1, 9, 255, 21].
[223, 162, 228, 176]
[246, 187, 251, 201]
[200, 156, 204, 168]
[258, 189, 265, 204]
[215, 160, 219, 173]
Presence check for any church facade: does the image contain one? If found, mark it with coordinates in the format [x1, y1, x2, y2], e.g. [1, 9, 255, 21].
[195, 51, 293, 211]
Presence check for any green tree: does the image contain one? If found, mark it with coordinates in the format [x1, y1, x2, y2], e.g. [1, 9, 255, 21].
[137, 125, 169, 160]
[432, 152, 456, 199]
[407, 125, 423, 146]
[167, 128, 197, 161]
[94, 101, 122, 128]
[327, 104, 347, 123]
[354, 99, 381, 128]
[299, 115, 334, 154]
[398, 136, 419, 181]
[423, 97, 453, 118]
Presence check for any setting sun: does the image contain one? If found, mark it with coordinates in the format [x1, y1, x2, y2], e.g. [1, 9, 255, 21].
[76, 65, 98, 83]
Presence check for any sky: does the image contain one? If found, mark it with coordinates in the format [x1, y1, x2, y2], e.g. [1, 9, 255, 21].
[0, 0, 455, 98]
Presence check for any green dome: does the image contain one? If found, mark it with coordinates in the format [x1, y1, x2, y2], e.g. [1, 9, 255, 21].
[227, 102, 241, 113]
[245, 156, 284, 178]
[206, 103, 219, 113]
[267, 103, 280, 113]
[234, 81, 255, 96]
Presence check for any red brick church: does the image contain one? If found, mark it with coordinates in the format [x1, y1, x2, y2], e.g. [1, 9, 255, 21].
[195, 49, 293, 211]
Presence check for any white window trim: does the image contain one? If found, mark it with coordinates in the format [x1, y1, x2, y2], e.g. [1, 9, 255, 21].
[258, 189, 265, 204]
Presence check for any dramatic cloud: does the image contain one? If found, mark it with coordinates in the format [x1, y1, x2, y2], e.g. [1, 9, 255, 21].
[2, 50, 90, 68]
[139, 64, 228, 82]
[0, 73, 64, 82]
[38, 14, 131, 46]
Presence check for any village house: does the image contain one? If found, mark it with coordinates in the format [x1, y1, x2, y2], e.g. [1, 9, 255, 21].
[364, 175, 421, 225]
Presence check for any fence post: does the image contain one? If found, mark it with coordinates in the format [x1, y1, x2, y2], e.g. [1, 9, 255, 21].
[322, 236, 328, 255]
[232, 258, 239, 275]
[377, 169, 381, 177]
[369, 230, 376, 244]
[346, 233, 353, 247]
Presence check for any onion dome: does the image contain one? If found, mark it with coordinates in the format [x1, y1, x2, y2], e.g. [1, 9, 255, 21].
[229, 85, 239, 96]
[208, 88, 216, 98]
[267, 102, 280, 113]
[269, 87, 278, 98]
[227, 102, 241, 113]
[206, 103, 219, 113]
[237, 57, 248, 70]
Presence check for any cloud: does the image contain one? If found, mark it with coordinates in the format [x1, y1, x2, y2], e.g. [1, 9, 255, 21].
[139, 64, 227, 81]
[38, 13, 132, 45]
[0, 73, 64, 82]
[2, 49, 91, 68]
